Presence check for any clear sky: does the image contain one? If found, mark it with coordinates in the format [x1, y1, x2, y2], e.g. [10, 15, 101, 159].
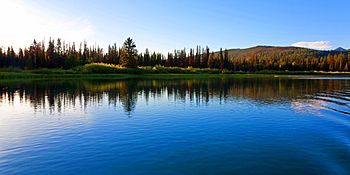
[0, 0, 349, 53]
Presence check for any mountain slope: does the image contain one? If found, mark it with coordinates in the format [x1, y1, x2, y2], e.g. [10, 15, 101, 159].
[335, 47, 347, 52]
[214, 46, 345, 60]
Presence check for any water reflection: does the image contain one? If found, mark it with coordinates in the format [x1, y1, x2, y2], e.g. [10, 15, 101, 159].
[1, 77, 350, 175]
[0, 78, 349, 115]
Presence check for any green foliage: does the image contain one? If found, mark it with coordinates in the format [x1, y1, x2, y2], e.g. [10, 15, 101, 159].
[0, 37, 349, 73]
[77, 63, 126, 74]
[69, 63, 227, 74]
[120, 37, 138, 68]
[63, 55, 81, 69]
[30, 68, 75, 74]
[139, 65, 223, 74]
[0, 67, 23, 72]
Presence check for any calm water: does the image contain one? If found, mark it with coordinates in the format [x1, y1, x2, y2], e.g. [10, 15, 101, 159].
[0, 77, 350, 175]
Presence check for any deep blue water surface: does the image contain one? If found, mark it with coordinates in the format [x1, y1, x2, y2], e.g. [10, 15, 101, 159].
[0, 77, 350, 174]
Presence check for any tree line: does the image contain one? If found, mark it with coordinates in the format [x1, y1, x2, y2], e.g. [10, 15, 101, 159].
[0, 37, 349, 71]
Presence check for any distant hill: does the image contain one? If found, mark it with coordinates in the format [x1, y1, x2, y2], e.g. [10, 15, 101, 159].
[225, 46, 310, 57]
[335, 47, 347, 52]
[206, 45, 349, 71]
[214, 46, 346, 60]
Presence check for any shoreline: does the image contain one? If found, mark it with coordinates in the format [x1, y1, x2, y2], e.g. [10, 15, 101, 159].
[1, 71, 350, 81]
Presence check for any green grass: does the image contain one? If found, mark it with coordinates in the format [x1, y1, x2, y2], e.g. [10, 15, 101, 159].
[72, 63, 225, 74]
[0, 63, 349, 80]
[0, 72, 262, 80]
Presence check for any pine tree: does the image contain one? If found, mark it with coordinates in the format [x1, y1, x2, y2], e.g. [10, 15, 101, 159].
[344, 64, 349, 72]
[195, 46, 200, 68]
[327, 54, 333, 71]
[144, 49, 150, 66]
[189, 48, 194, 67]
[208, 52, 215, 68]
[120, 37, 138, 68]
[166, 53, 173, 67]
[179, 49, 187, 68]
[174, 50, 179, 67]
[219, 48, 224, 70]
[18, 48, 24, 68]
[224, 49, 229, 70]
[338, 53, 346, 71]
[202, 47, 209, 68]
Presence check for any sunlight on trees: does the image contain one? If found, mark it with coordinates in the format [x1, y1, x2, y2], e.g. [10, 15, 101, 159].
[0, 37, 349, 72]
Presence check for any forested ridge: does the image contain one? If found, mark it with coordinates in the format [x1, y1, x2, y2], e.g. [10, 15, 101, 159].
[0, 37, 349, 72]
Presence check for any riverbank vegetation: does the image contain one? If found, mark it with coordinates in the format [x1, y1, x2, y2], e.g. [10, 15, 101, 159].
[0, 37, 350, 74]
[0, 63, 349, 81]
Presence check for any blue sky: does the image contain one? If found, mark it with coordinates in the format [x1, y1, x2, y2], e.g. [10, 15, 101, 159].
[1, 0, 349, 53]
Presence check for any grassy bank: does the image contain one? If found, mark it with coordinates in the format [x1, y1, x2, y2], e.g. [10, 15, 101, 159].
[0, 63, 350, 80]
[0, 72, 278, 81]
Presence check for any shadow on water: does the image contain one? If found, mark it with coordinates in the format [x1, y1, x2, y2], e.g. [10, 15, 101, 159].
[0, 77, 349, 115]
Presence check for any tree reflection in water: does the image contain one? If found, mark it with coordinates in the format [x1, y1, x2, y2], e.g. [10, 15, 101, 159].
[0, 78, 349, 115]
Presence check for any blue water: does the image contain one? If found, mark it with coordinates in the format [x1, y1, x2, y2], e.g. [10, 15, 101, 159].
[0, 77, 350, 175]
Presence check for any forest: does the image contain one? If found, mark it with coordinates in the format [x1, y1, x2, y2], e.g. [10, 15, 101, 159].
[0, 37, 349, 72]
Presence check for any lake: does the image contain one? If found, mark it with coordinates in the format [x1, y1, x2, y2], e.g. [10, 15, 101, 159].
[0, 76, 350, 175]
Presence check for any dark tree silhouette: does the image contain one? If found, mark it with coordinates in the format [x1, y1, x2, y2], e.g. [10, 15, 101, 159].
[120, 37, 138, 68]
